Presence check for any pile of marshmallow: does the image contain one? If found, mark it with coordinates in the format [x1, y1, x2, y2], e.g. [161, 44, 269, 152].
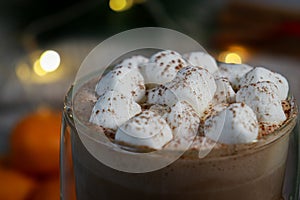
[89, 50, 289, 150]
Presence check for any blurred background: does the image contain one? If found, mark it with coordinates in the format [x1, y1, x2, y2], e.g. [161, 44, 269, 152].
[0, 0, 300, 199]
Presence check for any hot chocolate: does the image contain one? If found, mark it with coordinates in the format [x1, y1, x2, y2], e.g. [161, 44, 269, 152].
[64, 50, 298, 200]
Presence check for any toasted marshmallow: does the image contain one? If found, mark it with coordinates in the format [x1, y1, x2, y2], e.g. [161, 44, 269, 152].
[239, 67, 289, 100]
[95, 63, 146, 102]
[115, 110, 173, 150]
[216, 63, 253, 90]
[89, 90, 141, 130]
[183, 51, 218, 74]
[236, 81, 286, 124]
[212, 78, 236, 105]
[140, 50, 188, 84]
[205, 103, 258, 144]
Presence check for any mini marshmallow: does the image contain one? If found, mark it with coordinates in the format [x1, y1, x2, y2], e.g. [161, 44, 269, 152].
[118, 55, 148, 68]
[169, 66, 216, 114]
[209, 103, 229, 116]
[205, 103, 259, 144]
[89, 90, 141, 130]
[165, 101, 200, 135]
[183, 51, 218, 74]
[149, 104, 171, 117]
[115, 110, 173, 150]
[239, 67, 289, 100]
[95, 63, 146, 102]
[164, 101, 200, 150]
[236, 81, 286, 124]
[108, 56, 149, 73]
[146, 84, 177, 107]
[176, 66, 217, 94]
[216, 63, 253, 90]
[147, 66, 216, 115]
[212, 78, 236, 105]
[140, 50, 188, 84]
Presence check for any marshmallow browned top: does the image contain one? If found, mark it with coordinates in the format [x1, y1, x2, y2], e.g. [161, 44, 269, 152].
[236, 81, 286, 124]
[239, 67, 289, 100]
[140, 50, 188, 84]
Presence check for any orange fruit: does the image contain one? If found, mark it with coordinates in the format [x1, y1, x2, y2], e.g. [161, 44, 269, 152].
[0, 167, 36, 200]
[31, 177, 60, 200]
[10, 108, 61, 176]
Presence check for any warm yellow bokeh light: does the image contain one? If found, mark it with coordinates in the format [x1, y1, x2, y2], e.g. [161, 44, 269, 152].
[109, 0, 127, 11]
[218, 45, 249, 64]
[39, 50, 61, 72]
[33, 60, 47, 76]
[218, 51, 228, 63]
[228, 45, 248, 60]
[109, 0, 133, 11]
[225, 53, 242, 64]
[16, 63, 31, 81]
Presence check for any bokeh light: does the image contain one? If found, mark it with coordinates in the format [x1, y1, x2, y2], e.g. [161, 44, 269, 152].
[39, 50, 61, 73]
[15, 63, 31, 82]
[15, 50, 64, 84]
[33, 60, 47, 76]
[109, 0, 133, 12]
[218, 45, 249, 64]
[225, 52, 242, 64]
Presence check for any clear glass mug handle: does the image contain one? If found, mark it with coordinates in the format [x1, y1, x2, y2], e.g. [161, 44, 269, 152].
[282, 113, 300, 200]
[60, 88, 77, 200]
[293, 115, 300, 200]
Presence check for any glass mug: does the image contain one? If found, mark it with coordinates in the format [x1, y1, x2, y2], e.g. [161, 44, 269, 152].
[60, 78, 299, 200]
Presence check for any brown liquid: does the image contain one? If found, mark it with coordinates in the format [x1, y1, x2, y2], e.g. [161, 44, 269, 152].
[66, 78, 297, 200]
[70, 128, 289, 200]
